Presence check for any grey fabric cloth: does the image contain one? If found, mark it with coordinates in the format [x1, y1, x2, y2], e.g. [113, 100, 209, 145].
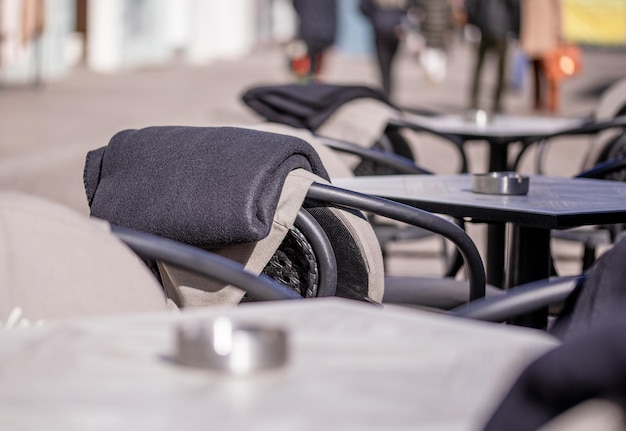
[551, 235, 626, 341]
[483, 313, 626, 431]
[241, 83, 389, 131]
[84, 126, 329, 249]
[483, 236, 626, 431]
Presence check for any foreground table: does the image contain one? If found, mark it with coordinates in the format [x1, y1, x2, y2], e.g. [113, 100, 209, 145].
[0, 298, 556, 431]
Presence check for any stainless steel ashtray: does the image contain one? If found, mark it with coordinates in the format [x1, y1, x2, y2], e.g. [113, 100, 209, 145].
[174, 317, 288, 374]
[472, 172, 529, 195]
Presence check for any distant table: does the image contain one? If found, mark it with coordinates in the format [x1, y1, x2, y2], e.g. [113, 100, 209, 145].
[335, 174, 626, 325]
[395, 113, 585, 172]
[0, 299, 556, 431]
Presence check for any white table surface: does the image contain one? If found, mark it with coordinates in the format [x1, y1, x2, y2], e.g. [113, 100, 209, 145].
[402, 113, 585, 139]
[0, 298, 557, 431]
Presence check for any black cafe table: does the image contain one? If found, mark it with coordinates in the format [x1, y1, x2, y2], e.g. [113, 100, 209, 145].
[391, 114, 588, 286]
[392, 113, 586, 173]
[335, 174, 626, 325]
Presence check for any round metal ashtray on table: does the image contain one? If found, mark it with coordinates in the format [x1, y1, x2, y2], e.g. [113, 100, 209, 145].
[174, 317, 289, 375]
[472, 172, 530, 195]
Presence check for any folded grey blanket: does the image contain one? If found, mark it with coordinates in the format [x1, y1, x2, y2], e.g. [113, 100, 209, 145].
[84, 126, 329, 248]
[241, 83, 389, 131]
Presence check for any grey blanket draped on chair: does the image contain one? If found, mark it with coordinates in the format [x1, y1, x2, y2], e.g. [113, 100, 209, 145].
[241, 83, 389, 131]
[84, 126, 329, 248]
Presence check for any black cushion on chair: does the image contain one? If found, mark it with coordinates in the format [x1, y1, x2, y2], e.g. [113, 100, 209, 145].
[305, 205, 373, 301]
[260, 225, 320, 298]
[241, 83, 389, 132]
[84, 126, 329, 249]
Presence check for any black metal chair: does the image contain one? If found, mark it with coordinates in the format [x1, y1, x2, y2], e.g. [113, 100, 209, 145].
[83, 125, 488, 311]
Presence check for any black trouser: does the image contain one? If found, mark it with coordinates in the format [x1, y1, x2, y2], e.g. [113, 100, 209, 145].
[469, 36, 508, 112]
[374, 34, 400, 101]
[305, 41, 328, 78]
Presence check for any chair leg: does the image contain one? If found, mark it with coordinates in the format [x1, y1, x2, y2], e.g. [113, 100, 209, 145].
[582, 245, 596, 271]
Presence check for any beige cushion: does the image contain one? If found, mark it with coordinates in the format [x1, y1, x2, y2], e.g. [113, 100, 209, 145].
[582, 77, 626, 170]
[0, 192, 168, 323]
[246, 123, 355, 178]
[316, 98, 397, 149]
[320, 205, 385, 303]
[538, 399, 626, 431]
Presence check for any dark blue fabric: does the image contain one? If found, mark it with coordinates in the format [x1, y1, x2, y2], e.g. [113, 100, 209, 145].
[483, 313, 626, 431]
[551, 236, 626, 341]
[84, 126, 329, 249]
[483, 236, 626, 431]
[241, 83, 389, 132]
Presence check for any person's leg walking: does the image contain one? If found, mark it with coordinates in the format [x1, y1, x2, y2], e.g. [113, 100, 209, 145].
[492, 38, 509, 113]
[531, 58, 543, 111]
[376, 35, 399, 101]
[547, 77, 559, 112]
[469, 36, 489, 110]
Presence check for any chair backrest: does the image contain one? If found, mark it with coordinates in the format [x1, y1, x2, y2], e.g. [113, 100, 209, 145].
[241, 83, 410, 160]
[156, 168, 341, 308]
[594, 78, 626, 122]
[158, 168, 387, 307]
[315, 97, 398, 148]
[0, 191, 169, 323]
[125, 169, 387, 307]
[83, 126, 487, 310]
[83, 126, 388, 307]
[581, 77, 626, 170]
[247, 123, 355, 177]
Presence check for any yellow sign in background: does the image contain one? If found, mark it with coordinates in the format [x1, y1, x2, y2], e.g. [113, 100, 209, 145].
[564, 0, 626, 44]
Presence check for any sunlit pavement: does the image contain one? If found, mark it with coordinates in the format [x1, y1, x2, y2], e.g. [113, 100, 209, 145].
[1, 41, 624, 278]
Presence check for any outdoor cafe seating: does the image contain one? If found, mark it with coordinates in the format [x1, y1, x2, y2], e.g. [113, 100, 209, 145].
[2, 181, 626, 431]
[3, 123, 626, 429]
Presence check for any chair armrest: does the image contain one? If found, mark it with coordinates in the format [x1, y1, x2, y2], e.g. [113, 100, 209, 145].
[110, 225, 303, 302]
[514, 115, 626, 172]
[315, 136, 433, 175]
[449, 275, 586, 322]
[386, 116, 470, 173]
[576, 154, 626, 179]
[306, 183, 486, 301]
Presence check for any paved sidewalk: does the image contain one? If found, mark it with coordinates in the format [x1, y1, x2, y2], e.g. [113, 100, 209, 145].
[0, 42, 624, 277]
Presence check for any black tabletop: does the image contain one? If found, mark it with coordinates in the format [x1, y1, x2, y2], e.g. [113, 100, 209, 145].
[334, 174, 626, 229]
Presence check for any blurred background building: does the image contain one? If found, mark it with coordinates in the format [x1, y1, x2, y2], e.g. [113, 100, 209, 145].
[0, 0, 624, 85]
[0, 0, 373, 84]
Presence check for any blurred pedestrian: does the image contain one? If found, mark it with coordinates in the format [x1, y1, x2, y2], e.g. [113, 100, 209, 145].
[465, 0, 520, 114]
[359, 0, 416, 101]
[416, 0, 455, 84]
[519, 0, 563, 112]
[292, 0, 337, 82]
